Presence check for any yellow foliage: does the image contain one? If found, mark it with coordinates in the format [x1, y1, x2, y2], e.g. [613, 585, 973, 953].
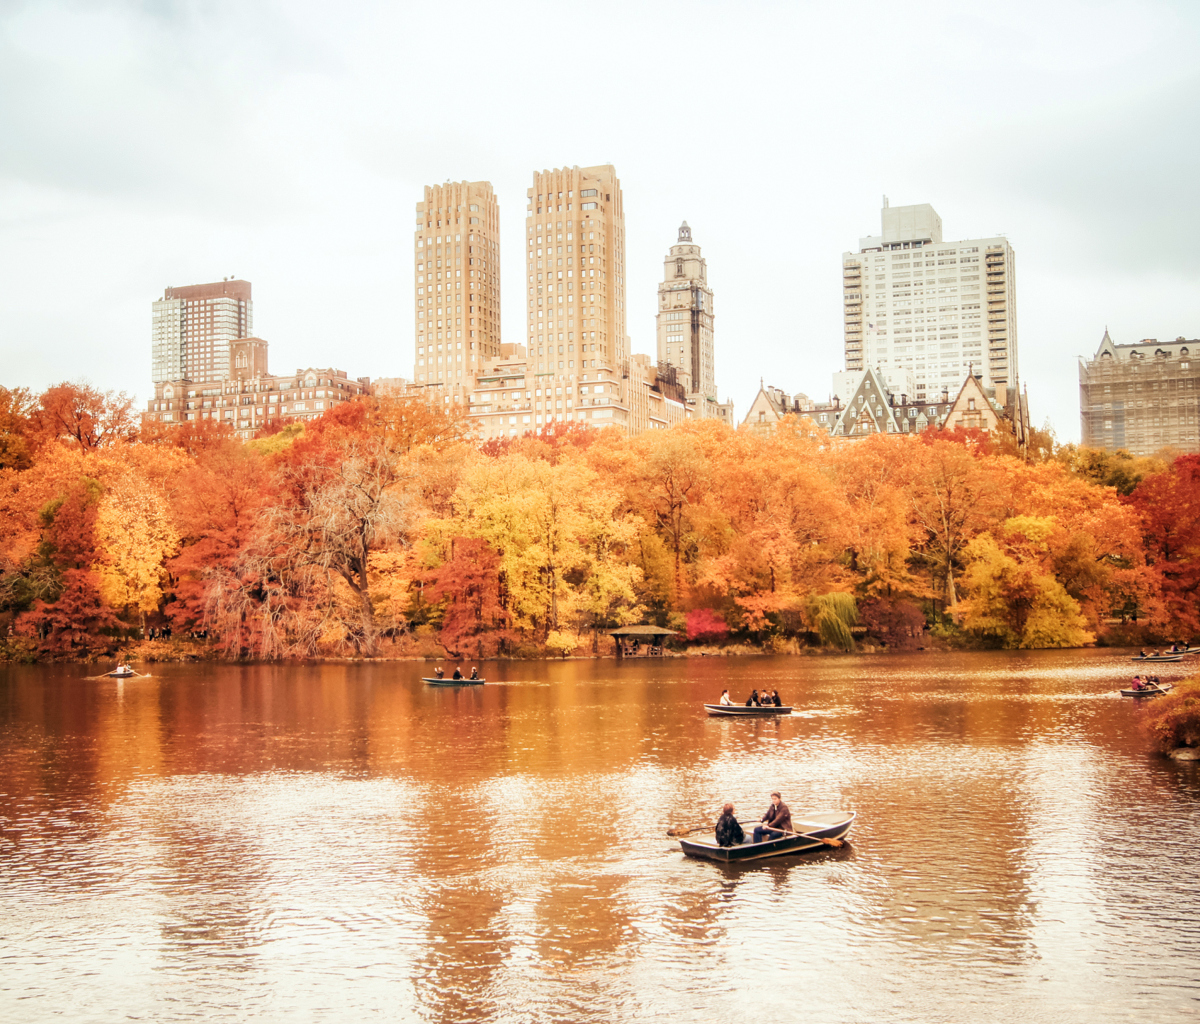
[92, 476, 180, 615]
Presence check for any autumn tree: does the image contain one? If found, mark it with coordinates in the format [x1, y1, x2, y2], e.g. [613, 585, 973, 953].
[0, 386, 35, 470]
[1128, 455, 1200, 635]
[33, 382, 137, 451]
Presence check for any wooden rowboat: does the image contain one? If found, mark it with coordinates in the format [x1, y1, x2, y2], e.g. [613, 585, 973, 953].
[704, 703, 792, 716]
[1130, 654, 1184, 663]
[1121, 683, 1173, 698]
[679, 810, 855, 862]
[422, 677, 485, 686]
[105, 666, 136, 678]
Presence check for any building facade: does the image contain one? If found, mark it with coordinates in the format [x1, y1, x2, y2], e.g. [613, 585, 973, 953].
[743, 366, 1028, 444]
[526, 165, 627, 377]
[151, 279, 253, 384]
[143, 336, 370, 441]
[413, 180, 501, 386]
[1079, 330, 1200, 455]
[842, 200, 1018, 403]
[656, 221, 714, 398]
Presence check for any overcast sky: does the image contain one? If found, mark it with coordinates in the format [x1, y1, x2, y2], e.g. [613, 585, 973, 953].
[2, 0, 1199, 442]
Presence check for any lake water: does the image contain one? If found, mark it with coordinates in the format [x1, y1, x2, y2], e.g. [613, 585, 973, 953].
[1, 650, 1198, 1023]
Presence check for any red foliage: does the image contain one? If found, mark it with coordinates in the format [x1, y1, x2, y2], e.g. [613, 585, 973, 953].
[140, 416, 237, 456]
[424, 537, 515, 656]
[33, 382, 137, 451]
[1127, 454, 1200, 634]
[686, 607, 729, 642]
[860, 597, 927, 649]
[18, 569, 122, 656]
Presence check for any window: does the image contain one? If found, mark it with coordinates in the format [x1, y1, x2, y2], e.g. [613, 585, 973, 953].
[580, 189, 597, 197]
[582, 202, 598, 210]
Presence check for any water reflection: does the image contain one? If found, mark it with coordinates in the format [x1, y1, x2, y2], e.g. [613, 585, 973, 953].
[1, 651, 1198, 1021]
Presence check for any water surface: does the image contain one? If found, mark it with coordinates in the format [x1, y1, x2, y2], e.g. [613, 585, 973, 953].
[1, 650, 1197, 1022]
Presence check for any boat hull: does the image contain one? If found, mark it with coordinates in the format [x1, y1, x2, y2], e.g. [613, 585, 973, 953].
[1121, 685, 1173, 697]
[679, 811, 855, 862]
[423, 677, 485, 686]
[1131, 655, 1184, 662]
[704, 704, 792, 716]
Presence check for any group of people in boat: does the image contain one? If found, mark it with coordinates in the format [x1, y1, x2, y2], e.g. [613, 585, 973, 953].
[718, 688, 783, 707]
[714, 792, 794, 847]
[433, 665, 480, 680]
[1130, 674, 1163, 691]
[1139, 642, 1192, 657]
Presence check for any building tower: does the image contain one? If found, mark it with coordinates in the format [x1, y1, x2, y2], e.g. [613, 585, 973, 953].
[151, 279, 252, 384]
[413, 180, 500, 385]
[525, 165, 626, 376]
[655, 221, 715, 399]
[841, 200, 1018, 401]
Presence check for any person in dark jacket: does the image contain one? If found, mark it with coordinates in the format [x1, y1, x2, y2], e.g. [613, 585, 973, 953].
[745, 689, 760, 707]
[452, 665, 464, 680]
[715, 803, 744, 847]
[771, 690, 782, 707]
[753, 792, 793, 843]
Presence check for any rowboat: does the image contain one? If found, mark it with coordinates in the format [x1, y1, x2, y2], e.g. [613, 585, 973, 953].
[1121, 683, 1174, 698]
[679, 810, 855, 862]
[1130, 654, 1184, 663]
[422, 677, 485, 686]
[105, 666, 136, 678]
[704, 703, 792, 717]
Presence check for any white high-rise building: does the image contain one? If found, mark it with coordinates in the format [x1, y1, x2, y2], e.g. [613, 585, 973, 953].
[842, 200, 1017, 401]
[151, 279, 253, 384]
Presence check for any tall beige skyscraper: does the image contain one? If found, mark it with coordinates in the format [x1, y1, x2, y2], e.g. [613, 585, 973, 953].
[525, 165, 626, 376]
[842, 201, 1018, 401]
[656, 221, 715, 399]
[151, 279, 252, 384]
[413, 180, 500, 385]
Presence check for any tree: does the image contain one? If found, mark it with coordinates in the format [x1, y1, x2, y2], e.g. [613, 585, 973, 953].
[1128, 454, 1200, 635]
[92, 475, 180, 629]
[686, 608, 729, 642]
[956, 517, 1094, 648]
[0, 386, 35, 470]
[33, 382, 137, 451]
[423, 537, 515, 656]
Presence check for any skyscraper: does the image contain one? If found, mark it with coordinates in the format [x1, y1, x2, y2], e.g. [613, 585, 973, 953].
[413, 180, 500, 385]
[151, 279, 252, 384]
[525, 165, 626, 376]
[842, 201, 1018, 401]
[656, 221, 715, 399]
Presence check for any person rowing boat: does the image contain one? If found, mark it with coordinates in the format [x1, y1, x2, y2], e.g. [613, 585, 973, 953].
[753, 791, 793, 843]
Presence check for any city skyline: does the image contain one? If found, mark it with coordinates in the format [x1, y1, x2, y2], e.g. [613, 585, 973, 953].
[3, 2, 1200, 442]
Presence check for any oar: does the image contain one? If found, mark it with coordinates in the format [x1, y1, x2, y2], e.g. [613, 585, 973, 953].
[666, 822, 714, 838]
[740, 820, 844, 848]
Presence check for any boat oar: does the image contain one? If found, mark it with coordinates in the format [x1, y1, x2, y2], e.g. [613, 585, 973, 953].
[740, 820, 844, 849]
[667, 822, 713, 838]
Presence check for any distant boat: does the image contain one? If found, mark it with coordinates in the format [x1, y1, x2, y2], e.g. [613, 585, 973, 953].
[678, 811, 855, 862]
[1131, 654, 1184, 663]
[105, 665, 135, 678]
[704, 703, 792, 717]
[1121, 683, 1173, 698]
[422, 677, 485, 686]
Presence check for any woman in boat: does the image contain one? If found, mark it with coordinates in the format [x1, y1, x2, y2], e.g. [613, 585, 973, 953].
[745, 689, 760, 707]
[715, 803, 744, 847]
[469, 666, 479, 680]
[1131, 675, 1144, 691]
[434, 666, 445, 679]
[719, 689, 732, 706]
[771, 690, 782, 707]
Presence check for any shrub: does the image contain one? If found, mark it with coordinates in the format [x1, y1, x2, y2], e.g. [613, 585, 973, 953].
[1144, 679, 1200, 754]
[686, 608, 728, 642]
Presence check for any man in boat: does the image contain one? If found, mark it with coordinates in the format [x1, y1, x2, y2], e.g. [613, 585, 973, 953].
[719, 689, 732, 706]
[770, 689, 782, 707]
[745, 689, 760, 707]
[715, 803, 744, 847]
[452, 665, 464, 680]
[469, 666, 479, 680]
[753, 792, 793, 843]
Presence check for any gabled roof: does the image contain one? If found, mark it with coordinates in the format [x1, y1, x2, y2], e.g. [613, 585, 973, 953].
[832, 366, 898, 436]
[1096, 328, 1116, 358]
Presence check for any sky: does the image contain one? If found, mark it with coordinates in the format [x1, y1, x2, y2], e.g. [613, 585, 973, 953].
[2, 0, 1199, 442]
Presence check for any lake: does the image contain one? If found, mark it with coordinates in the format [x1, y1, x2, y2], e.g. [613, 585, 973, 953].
[1, 650, 1197, 1022]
